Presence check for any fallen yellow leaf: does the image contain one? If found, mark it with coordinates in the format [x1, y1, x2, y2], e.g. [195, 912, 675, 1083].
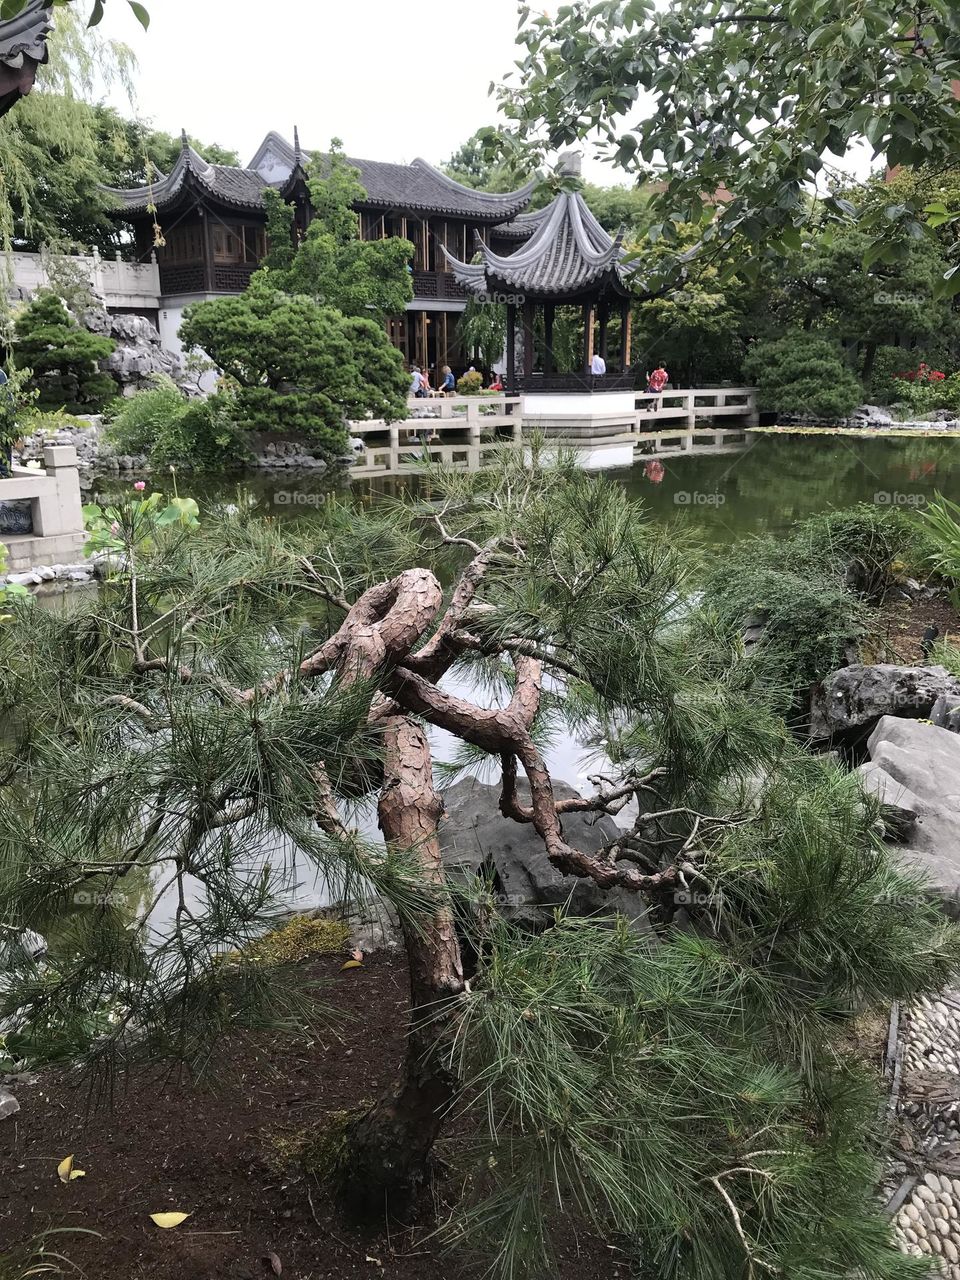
[57, 1155, 86, 1183]
[150, 1212, 191, 1229]
[340, 959, 363, 970]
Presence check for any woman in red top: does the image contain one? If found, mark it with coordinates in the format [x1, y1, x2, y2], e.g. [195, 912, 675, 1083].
[645, 361, 668, 411]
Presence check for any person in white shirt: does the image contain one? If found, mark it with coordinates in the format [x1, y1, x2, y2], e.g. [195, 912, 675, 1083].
[591, 352, 607, 377]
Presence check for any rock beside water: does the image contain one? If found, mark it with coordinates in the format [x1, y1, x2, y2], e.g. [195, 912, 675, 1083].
[810, 664, 960, 747]
[439, 775, 653, 935]
[861, 716, 960, 915]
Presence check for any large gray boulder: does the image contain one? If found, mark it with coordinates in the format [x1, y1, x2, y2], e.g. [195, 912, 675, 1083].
[859, 716, 960, 915]
[810, 664, 960, 746]
[848, 404, 894, 428]
[439, 776, 653, 933]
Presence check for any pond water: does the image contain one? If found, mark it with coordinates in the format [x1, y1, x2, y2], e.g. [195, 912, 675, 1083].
[83, 432, 960, 931]
[93, 433, 960, 547]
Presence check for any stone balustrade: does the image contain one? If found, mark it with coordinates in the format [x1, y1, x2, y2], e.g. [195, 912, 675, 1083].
[0, 446, 87, 573]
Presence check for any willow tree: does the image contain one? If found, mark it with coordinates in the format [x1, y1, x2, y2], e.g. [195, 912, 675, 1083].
[0, 454, 957, 1278]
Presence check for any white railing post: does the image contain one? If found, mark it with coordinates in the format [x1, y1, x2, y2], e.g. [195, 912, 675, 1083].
[746, 389, 759, 427]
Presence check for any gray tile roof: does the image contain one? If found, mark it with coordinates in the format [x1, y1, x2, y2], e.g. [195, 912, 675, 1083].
[0, 0, 51, 67]
[445, 191, 633, 300]
[102, 138, 268, 215]
[252, 131, 536, 221]
[106, 131, 537, 224]
[492, 205, 552, 241]
[0, 0, 52, 116]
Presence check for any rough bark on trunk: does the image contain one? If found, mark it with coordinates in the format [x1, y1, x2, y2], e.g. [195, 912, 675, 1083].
[339, 715, 465, 1218]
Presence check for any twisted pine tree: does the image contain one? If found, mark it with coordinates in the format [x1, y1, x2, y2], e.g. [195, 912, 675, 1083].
[0, 451, 957, 1279]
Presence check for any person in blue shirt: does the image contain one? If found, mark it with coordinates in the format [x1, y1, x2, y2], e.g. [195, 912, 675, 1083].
[440, 365, 456, 395]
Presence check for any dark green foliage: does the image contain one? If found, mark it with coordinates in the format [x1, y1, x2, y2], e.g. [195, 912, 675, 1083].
[106, 376, 249, 471]
[795, 503, 936, 600]
[699, 503, 927, 711]
[179, 283, 408, 458]
[497, 1, 960, 294]
[454, 761, 957, 1276]
[0, 460, 957, 1278]
[258, 144, 413, 321]
[743, 332, 864, 421]
[699, 538, 869, 712]
[13, 293, 115, 413]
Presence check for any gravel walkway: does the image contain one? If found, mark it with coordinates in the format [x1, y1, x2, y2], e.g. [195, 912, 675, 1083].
[885, 992, 960, 1274]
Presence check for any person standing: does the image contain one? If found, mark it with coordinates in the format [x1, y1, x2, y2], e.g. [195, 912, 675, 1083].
[591, 351, 607, 379]
[645, 360, 668, 412]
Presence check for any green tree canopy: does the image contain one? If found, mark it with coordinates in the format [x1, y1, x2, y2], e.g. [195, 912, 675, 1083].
[178, 280, 409, 457]
[494, 0, 960, 291]
[4, 95, 239, 253]
[12, 291, 115, 412]
[259, 142, 413, 321]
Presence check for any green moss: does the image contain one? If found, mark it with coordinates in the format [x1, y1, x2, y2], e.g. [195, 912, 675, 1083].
[248, 915, 350, 966]
[261, 1108, 363, 1182]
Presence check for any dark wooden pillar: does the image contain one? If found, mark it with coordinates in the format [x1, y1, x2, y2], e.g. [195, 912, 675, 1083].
[620, 299, 631, 371]
[201, 206, 215, 293]
[598, 302, 609, 362]
[506, 304, 516, 393]
[544, 303, 555, 376]
[522, 300, 536, 380]
[581, 303, 592, 373]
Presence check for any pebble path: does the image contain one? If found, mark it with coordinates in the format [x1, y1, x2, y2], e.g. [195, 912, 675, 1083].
[885, 992, 960, 1276]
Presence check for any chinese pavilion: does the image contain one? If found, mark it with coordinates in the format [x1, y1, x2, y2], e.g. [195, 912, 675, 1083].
[0, 1, 52, 118]
[104, 130, 536, 374]
[444, 155, 638, 435]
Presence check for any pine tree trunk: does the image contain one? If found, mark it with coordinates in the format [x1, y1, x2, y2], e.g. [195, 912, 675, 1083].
[862, 340, 878, 384]
[339, 715, 464, 1218]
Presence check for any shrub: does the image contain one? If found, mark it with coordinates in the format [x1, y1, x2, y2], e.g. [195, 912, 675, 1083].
[106, 376, 185, 456]
[795, 503, 933, 600]
[106, 377, 249, 472]
[0, 365, 37, 468]
[456, 370, 484, 396]
[0, 542, 30, 619]
[915, 493, 960, 598]
[885, 363, 960, 419]
[865, 344, 955, 405]
[700, 503, 935, 711]
[178, 282, 409, 460]
[743, 332, 863, 420]
[699, 538, 871, 712]
[13, 293, 116, 414]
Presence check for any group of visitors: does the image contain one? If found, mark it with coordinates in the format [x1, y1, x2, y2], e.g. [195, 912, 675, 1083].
[409, 364, 504, 398]
[407, 358, 669, 406]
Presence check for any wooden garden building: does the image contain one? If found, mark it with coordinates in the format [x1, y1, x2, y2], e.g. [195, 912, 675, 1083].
[104, 130, 537, 375]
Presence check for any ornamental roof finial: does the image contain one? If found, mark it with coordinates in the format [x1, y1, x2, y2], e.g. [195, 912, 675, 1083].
[293, 125, 302, 165]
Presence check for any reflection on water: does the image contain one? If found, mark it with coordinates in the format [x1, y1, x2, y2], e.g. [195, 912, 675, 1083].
[89, 434, 960, 548]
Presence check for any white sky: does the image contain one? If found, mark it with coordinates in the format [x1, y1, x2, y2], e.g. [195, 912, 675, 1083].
[95, 0, 628, 186]
[92, 0, 875, 192]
